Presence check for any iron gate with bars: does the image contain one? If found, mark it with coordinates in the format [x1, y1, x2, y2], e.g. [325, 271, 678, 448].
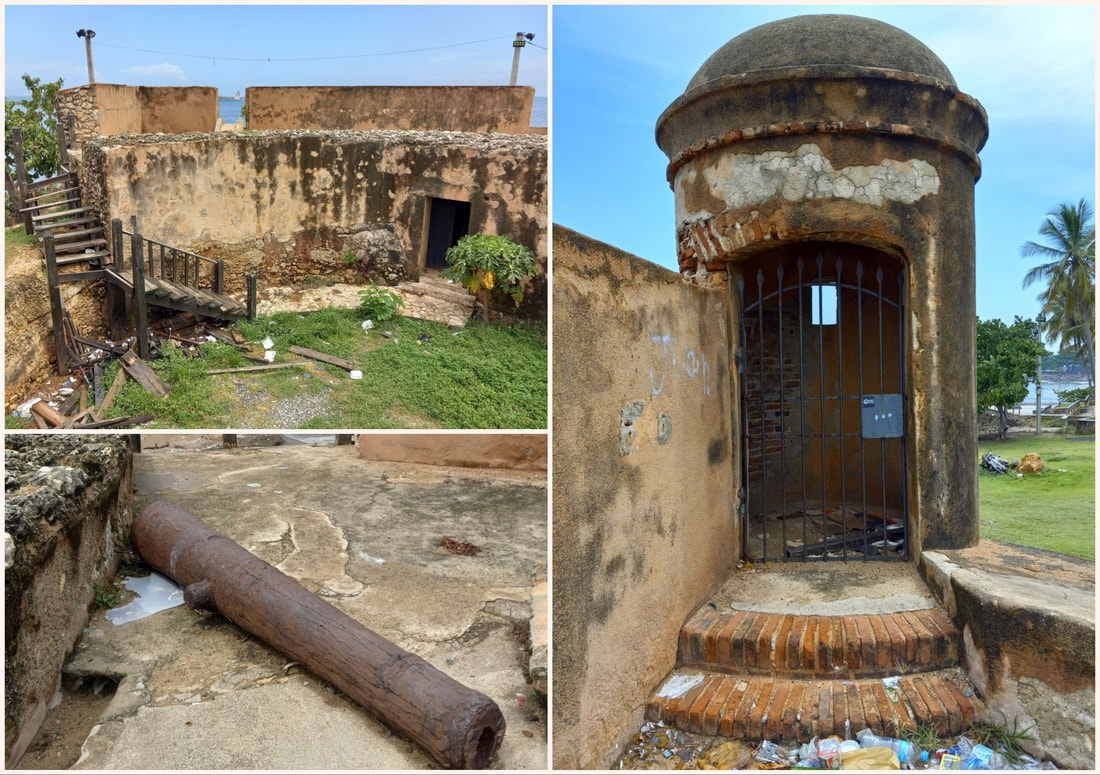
[737, 249, 909, 562]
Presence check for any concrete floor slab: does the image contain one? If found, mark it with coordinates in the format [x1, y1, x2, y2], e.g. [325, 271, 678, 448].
[54, 442, 546, 770]
[710, 561, 938, 615]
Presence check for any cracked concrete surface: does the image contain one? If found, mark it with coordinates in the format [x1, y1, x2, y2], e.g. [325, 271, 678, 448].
[61, 442, 547, 770]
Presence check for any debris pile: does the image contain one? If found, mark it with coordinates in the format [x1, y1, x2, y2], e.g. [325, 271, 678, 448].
[617, 720, 1059, 770]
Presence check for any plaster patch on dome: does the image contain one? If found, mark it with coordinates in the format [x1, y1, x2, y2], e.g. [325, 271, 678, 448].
[675, 143, 940, 223]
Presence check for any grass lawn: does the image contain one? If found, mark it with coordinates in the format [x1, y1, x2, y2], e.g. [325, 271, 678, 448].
[978, 436, 1095, 560]
[85, 307, 546, 429]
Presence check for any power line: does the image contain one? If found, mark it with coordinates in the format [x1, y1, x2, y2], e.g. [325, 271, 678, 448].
[95, 35, 522, 64]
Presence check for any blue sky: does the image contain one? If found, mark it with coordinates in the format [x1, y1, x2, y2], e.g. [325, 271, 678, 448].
[5, 5, 547, 97]
[553, 5, 1095, 328]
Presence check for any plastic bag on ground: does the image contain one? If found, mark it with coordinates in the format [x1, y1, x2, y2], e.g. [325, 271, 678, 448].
[839, 747, 900, 770]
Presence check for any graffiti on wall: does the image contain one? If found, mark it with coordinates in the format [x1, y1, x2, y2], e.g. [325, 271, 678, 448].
[649, 334, 712, 398]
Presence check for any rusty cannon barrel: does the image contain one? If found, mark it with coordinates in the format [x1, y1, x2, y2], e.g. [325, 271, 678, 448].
[132, 501, 505, 769]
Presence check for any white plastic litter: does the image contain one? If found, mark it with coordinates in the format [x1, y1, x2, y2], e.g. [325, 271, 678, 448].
[655, 673, 705, 698]
[262, 337, 275, 349]
[349, 370, 363, 380]
[105, 572, 184, 625]
[264, 350, 276, 362]
[361, 320, 374, 331]
[14, 398, 41, 418]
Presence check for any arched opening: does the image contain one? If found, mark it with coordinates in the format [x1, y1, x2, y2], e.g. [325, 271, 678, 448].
[736, 242, 908, 561]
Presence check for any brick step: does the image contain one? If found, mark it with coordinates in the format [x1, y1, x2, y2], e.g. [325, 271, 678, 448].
[679, 608, 958, 679]
[646, 669, 981, 744]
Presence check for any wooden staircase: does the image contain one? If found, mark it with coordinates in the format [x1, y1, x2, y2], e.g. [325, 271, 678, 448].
[21, 170, 111, 268]
[646, 603, 982, 743]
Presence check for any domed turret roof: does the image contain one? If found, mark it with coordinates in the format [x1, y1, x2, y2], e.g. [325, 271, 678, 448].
[686, 14, 957, 92]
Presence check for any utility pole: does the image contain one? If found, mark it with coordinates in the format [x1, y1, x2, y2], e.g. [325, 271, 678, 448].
[1035, 313, 1046, 436]
[77, 29, 96, 84]
[510, 32, 534, 86]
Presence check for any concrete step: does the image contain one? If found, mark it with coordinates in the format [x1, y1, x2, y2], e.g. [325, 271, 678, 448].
[646, 668, 981, 743]
[678, 607, 958, 679]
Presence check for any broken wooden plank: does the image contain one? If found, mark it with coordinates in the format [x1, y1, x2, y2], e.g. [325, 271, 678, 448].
[205, 361, 310, 375]
[77, 414, 154, 429]
[133, 503, 505, 769]
[58, 389, 81, 417]
[98, 367, 128, 414]
[29, 400, 69, 428]
[71, 335, 129, 356]
[62, 406, 97, 429]
[287, 345, 355, 371]
[201, 326, 249, 350]
[120, 349, 170, 397]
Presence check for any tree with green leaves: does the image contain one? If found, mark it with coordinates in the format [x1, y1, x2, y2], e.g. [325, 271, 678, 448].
[4, 74, 65, 183]
[443, 233, 538, 320]
[977, 316, 1048, 440]
[1021, 199, 1095, 393]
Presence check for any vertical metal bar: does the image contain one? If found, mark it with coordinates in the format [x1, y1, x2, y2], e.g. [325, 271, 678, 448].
[777, 264, 787, 558]
[816, 253, 827, 556]
[796, 257, 808, 556]
[876, 265, 887, 557]
[856, 262, 869, 558]
[835, 257, 847, 561]
[898, 271, 909, 560]
[737, 273, 749, 560]
[756, 268, 768, 560]
[133, 232, 150, 360]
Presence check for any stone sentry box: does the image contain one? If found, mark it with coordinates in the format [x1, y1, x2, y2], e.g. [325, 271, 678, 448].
[656, 14, 989, 558]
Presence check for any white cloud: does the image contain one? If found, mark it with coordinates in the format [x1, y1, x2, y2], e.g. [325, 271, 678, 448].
[125, 63, 188, 85]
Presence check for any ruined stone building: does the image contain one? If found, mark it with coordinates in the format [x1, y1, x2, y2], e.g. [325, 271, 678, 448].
[553, 14, 1092, 769]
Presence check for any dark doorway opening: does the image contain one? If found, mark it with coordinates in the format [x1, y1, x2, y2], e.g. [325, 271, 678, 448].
[737, 242, 909, 562]
[424, 197, 472, 269]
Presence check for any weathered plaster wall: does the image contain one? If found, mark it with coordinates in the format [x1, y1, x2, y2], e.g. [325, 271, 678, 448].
[246, 86, 536, 134]
[81, 130, 547, 290]
[552, 227, 738, 769]
[4, 435, 134, 767]
[921, 549, 1095, 769]
[658, 65, 988, 554]
[356, 434, 547, 471]
[136, 86, 218, 134]
[56, 85, 217, 145]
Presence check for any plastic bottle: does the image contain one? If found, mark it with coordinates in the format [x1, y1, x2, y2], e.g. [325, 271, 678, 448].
[854, 729, 921, 766]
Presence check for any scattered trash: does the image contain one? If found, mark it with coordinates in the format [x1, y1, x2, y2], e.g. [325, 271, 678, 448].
[105, 571, 184, 625]
[14, 398, 41, 418]
[418, 334, 432, 345]
[655, 673, 705, 699]
[358, 551, 385, 565]
[981, 452, 1010, 475]
[349, 370, 363, 380]
[441, 537, 481, 556]
[264, 350, 277, 362]
[362, 320, 374, 331]
[262, 337, 275, 349]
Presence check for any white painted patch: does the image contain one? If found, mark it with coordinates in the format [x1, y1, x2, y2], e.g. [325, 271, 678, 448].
[676, 143, 940, 224]
[655, 673, 705, 698]
[105, 571, 184, 625]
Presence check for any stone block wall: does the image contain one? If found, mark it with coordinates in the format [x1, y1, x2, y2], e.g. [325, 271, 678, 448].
[552, 226, 738, 769]
[4, 435, 134, 767]
[245, 85, 535, 133]
[55, 84, 218, 145]
[80, 130, 546, 291]
[357, 434, 547, 470]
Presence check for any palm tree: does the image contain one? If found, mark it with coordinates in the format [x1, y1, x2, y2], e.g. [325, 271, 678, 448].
[1021, 198, 1095, 392]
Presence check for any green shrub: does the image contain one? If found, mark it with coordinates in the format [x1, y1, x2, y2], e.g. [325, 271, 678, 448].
[357, 281, 404, 323]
